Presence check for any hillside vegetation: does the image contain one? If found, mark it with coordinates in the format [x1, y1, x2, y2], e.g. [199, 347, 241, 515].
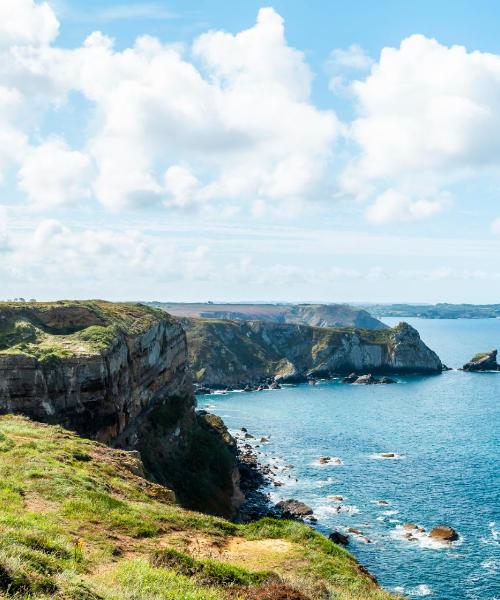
[0, 415, 399, 600]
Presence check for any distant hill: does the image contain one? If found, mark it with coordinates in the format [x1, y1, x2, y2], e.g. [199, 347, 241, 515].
[361, 303, 500, 319]
[149, 302, 387, 330]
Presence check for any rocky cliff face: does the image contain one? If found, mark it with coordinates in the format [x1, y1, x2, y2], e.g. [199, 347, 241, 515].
[0, 301, 241, 517]
[185, 319, 442, 388]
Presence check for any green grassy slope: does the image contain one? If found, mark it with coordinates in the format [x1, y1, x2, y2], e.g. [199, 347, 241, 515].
[0, 415, 400, 600]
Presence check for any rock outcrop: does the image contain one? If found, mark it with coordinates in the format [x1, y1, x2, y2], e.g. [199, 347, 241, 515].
[0, 301, 242, 517]
[185, 318, 442, 388]
[462, 350, 500, 371]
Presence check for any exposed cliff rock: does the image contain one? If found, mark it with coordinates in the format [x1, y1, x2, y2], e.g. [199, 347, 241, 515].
[0, 300, 241, 517]
[150, 301, 387, 330]
[185, 318, 442, 388]
[462, 349, 500, 371]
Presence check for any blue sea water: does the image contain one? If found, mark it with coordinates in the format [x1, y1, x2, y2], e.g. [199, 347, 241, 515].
[202, 318, 500, 600]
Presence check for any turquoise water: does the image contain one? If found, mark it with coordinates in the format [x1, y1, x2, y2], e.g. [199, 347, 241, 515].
[203, 318, 500, 599]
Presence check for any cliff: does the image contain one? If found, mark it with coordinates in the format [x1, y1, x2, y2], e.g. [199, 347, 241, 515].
[150, 302, 387, 330]
[0, 415, 399, 600]
[185, 318, 442, 388]
[0, 301, 239, 517]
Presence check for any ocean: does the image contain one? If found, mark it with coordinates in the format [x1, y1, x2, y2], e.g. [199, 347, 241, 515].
[202, 318, 500, 600]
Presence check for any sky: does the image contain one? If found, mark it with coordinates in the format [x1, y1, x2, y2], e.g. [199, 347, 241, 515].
[2, 0, 500, 303]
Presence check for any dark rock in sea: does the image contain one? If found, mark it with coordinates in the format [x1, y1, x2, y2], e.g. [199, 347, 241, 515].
[381, 452, 396, 458]
[441, 364, 452, 371]
[429, 525, 459, 542]
[343, 372, 358, 383]
[241, 427, 248, 432]
[276, 499, 314, 520]
[462, 350, 500, 371]
[319, 456, 331, 464]
[379, 376, 397, 384]
[329, 531, 349, 545]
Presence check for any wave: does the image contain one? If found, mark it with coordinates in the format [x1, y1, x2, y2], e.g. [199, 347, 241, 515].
[315, 503, 360, 516]
[370, 452, 406, 460]
[393, 584, 432, 597]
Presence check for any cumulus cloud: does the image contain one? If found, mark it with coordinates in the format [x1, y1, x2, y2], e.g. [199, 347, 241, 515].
[365, 189, 450, 224]
[345, 34, 500, 222]
[0, 0, 59, 48]
[64, 8, 337, 210]
[0, 4, 339, 213]
[18, 139, 93, 208]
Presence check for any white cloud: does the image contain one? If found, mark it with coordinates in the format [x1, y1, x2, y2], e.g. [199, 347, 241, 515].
[327, 44, 372, 93]
[0, 0, 59, 48]
[365, 189, 450, 224]
[164, 165, 200, 208]
[329, 44, 373, 71]
[2, 6, 338, 211]
[345, 34, 500, 222]
[18, 138, 93, 208]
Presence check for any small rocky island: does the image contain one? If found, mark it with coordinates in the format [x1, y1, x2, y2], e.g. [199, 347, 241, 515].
[462, 349, 500, 371]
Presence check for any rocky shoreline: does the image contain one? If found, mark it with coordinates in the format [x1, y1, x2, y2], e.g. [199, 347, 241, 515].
[228, 420, 460, 556]
[195, 372, 402, 395]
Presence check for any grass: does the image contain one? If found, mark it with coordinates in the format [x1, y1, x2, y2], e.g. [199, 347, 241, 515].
[0, 301, 170, 361]
[471, 351, 491, 361]
[0, 415, 401, 600]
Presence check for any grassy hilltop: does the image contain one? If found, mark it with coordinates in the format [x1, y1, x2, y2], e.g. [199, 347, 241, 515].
[0, 415, 399, 600]
[0, 301, 168, 362]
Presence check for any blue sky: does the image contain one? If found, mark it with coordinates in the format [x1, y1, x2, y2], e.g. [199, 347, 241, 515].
[1, 0, 500, 302]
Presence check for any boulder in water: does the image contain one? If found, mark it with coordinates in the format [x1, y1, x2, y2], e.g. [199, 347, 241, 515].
[329, 531, 349, 545]
[429, 525, 459, 542]
[276, 499, 313, 520]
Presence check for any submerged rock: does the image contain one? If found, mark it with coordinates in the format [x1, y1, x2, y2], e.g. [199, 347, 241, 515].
[462, 350, 500, 371]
